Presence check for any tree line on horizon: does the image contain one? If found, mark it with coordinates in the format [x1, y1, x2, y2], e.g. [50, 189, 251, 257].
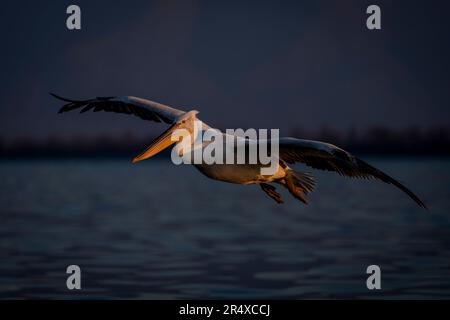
[1, 125, 449, 159]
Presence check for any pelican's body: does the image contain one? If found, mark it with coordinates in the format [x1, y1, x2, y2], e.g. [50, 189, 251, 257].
[195, 162, 286, 185]
[52, 93, 426, 208]
[181, 131, 286, 184]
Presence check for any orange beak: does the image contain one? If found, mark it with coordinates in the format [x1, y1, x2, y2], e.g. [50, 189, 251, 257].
[132, 123, 178, 164]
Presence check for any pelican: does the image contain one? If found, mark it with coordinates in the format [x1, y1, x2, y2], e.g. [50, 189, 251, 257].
[51, 93, 426, 208]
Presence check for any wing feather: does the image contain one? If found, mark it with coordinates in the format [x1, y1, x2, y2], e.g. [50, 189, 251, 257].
[51, 93, 185, 124]
[278, 137, 426, 208]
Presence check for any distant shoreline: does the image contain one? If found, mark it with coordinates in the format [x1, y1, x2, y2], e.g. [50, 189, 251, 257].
[2, 125, 449, 159]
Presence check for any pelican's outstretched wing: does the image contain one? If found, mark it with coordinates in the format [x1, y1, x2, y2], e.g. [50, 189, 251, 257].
[278, 137, 426, 208]
[51, 93, 185, 124]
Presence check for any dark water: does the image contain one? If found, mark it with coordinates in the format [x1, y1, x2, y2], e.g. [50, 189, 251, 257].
[0, 158, 449, 299]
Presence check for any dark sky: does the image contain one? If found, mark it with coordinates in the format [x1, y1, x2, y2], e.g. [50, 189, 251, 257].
[1, 0, 449, 142]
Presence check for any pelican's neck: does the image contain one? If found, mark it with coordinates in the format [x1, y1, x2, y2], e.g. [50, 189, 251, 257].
[199, 120, 211, 131]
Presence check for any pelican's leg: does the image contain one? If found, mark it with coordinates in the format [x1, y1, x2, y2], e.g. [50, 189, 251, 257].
[260, 183, 284, 204]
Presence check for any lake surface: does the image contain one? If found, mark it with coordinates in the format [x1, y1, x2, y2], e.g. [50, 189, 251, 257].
[0, 158, 449, 299]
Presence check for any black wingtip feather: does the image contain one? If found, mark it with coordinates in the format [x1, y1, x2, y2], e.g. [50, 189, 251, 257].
[50, 93, 80, 103]
[356, 158, 428, 210]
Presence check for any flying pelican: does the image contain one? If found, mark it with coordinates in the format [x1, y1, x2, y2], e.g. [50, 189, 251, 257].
[51, 93, 426, 208]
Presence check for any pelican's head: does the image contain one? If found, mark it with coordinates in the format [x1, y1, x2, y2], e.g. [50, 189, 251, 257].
[132, 110, 199, 163]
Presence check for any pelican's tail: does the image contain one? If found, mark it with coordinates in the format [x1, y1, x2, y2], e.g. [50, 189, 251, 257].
[284, 170, 316, 204]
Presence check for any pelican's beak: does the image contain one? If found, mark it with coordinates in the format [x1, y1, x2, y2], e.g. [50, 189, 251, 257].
[132, 123, 179, 164]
